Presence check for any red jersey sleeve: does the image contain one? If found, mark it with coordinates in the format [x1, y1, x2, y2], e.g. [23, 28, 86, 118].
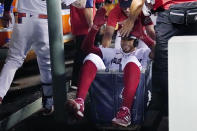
[107, 5, 122, 27]
[131, 14, 154, 48]
[95, 0, 105, 3]
[81, 27, 103, 58]
[141, 35, 155, 48]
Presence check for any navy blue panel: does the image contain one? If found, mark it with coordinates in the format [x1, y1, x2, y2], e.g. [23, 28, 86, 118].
[89, 62, 152, 125]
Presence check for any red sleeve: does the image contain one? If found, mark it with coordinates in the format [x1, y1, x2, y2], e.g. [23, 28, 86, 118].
[141, 34, 154, 48]
[81, 27, 103, 58]
[107, 5, 122, 27]
[95, 0, 104, 3]
[141, 13, 153, 26]
[131, 19, 154, 48]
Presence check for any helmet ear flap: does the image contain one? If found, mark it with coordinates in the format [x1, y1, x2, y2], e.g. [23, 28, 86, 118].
[133, 39, 139, 47]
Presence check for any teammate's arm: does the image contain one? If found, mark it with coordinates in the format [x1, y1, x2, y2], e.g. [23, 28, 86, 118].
[141, 14, 155, 49]
[145, 24, 156, 59]
[2, 0, 13, 28]
[4, 0, 13, 11]
[145, 24, 155, 40]
[101, 26, 115, 47]
[142, 15, 155, 40]
[84, 8, 94, 30]
[83, 0, 94, 29]
[141, 33, 155, 49]
[119, 0, 145, 37]
[72, 0, 87, 8]
[101, 6, 119, 47]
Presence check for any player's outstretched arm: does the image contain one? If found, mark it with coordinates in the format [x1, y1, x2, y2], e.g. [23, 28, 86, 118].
[81, 8, 107, 57]
[102, 26, 115, 48]
[81, 26, 101, 55]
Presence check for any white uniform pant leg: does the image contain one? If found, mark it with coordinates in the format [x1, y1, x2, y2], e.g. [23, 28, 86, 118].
[83, 53, 106, 70]
[32, 19, 53, 109]
[0, 24, 32, 98]
[0, 62, 19, 98]
[36, 53, 53, 109]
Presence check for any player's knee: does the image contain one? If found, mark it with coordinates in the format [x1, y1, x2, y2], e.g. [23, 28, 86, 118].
[83, 53, 106, 70]
[5, 57, 24, 68]
[40, 71, 52, 84]
[122, 56, 141, 71]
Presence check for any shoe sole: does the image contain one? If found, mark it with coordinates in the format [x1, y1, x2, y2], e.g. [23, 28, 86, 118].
[112, 120, 131, 127]
[70, 86, 78, 90]
[42, 106, 54, 116]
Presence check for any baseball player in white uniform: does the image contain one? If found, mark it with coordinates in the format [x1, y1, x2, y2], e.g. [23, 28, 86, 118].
[0, 0, 53, 115]
[67, 8, 151, 127]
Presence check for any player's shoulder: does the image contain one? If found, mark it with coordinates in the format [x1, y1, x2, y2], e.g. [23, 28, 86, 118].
[136, 47, 150, 53]
[134, 48, 150, 59]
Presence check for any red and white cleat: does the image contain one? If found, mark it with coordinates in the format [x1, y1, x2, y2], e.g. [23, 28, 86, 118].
[112, 106, 131, 127]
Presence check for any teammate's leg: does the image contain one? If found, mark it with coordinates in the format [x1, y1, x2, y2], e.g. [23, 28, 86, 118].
[33, 19, 53, 115]
[35, 51, 53, 116]
[0, 24, 31, 102]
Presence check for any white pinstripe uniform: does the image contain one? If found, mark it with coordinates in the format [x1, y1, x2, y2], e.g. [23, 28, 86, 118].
[84, 47, 150, 72]
[0, 0, 53, 109]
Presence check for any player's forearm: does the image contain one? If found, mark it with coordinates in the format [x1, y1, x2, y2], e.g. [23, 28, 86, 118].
[81, 26, 100, 53]
[145, 24, 156, 40]
[128, 0, 145, 24]
[142, 35, 155, 49]
[102, 34, 112, 47]
[84, 8, 93, 29]
[102, 26, 114, 47]
[4, 0, 14, 12]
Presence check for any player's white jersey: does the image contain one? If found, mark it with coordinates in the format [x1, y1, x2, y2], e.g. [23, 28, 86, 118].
[17, 0, 47, 14]
[100, 48, 150, 71]
[134, 48, 151, 69]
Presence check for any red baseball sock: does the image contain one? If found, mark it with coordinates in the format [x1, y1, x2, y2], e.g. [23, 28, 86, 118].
[77, 60, 97, 100]
[122, 62, 140, 110]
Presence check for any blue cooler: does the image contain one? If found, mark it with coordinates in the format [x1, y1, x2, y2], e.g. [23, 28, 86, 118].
[89, 62, 152, 125]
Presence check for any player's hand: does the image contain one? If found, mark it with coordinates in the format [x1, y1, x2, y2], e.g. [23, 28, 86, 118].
[2, 11, 12, 28]
[119, 18, 134, 37]
[93, 8, 107, 28]
[149, 42, 155, 59]
[72, 0, 87, 8]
